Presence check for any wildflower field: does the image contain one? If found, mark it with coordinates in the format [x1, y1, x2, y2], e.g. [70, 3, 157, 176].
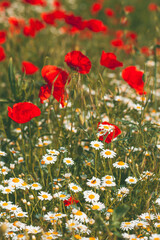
[0, 0, 160, 239]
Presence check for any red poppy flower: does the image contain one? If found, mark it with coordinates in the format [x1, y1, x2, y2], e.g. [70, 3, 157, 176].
[53, 0, 61, 8]
[22, 61, 39, 75]
[100, 51, 123, 70]
[98, 122, 121, 144]
[104, 8, 115, 17]
[86, 19, 107, 33]
[126, 31, 137, 41]
[40, 65, 70, 106]
[148, 3, 158, 11]
[8, 17, 25, 34]
[39, 84, 51, 104]
[122, 66, 146, 95]
[64, 50, 91, 74]
[0, 31, 6, 44]
[8, 102, 41, 124]
[0, 46, 6, 61]
[140, 46, 152, 57]
[91, 2, 102, 15]
[64, 196, 79, 206]
[124, 5, 135, 13]
[111, 38, 124, 48]
[0, 1, 11, 10]
[23, 18, 45, 37]
[64, 14, 86, 30]
[22, 0, 46, 6]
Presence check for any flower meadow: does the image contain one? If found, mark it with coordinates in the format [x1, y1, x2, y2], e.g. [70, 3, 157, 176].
[0, 0, 160, 239]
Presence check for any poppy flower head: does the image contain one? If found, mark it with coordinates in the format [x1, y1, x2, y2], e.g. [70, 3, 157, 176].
[0, 46, 6, 61]
[148, 3, 158, 11]
[22, 0, 46, 6]
[39, 84, 51, 103]
[104, 8, 115, 17]
[8, 102, 41, 124]
[124, 5, 135, 13]
[64, 14, 86, 30]
[0, 31, 6, 44]
[86, 19, 107, 33]
[0, 1, 11, 10]
[98, 122, 121, 144]
[22, 61, 39, 75]
[65, 50, 92, 74]
[91, 2, 102, 15]
[64, 196, 79, 206]
[111, 38, 124, 48]
[100, 51, 123, 70]
[122, 66, 146, 95]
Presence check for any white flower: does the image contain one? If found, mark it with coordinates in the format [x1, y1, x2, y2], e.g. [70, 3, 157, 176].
[125, 177, 138, 184]
[1, 186, 15, 194]
[113, 161, 129, 169]
[139, 212, 155, 220]
[100, 149, 116, 158]
[83, 190, 100, 203]
[101, 179, 116, 187]
[69, 183, 82, 192]
[15, 211, 28, 218]
[86, 177, 101, 188]
[53, 191, 70, 200]
[30, 183, 42, 190]
[42, 154, 57, 165]
[46, 149, 59, 156]
[0, 151, 7, 156]
[150, 234, 160, 240]
[120, 221, 135, 230]
[8, 178, 24, 187]
[90, 202, 105, 211]
[90, 141, 104, 150]
[63, 157, 74, 165]
[71, 208, 89, 223]
[38, 191, 52, 201]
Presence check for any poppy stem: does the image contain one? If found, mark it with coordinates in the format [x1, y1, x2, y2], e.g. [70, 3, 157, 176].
[154, 46, 157, 110]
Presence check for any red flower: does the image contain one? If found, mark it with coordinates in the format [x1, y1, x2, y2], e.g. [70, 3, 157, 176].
[22, 61, 39, 75]
[63, 196, 79, 206]
[111, 38, 124, 48]
[86, 19, 107, 33]
[98, 122, 121, 144]
[126, 31, 137, 41]
[122, 66, 146, 95]
[39, 84, 51, 103]
[0, 1, 11, 10]
[40, 65, 70, 106]
[0, 46, 6, 61]
[148, 3, 158, 11]
[0, 31, 6, 44]
[104, 8, 115, 17]
[23, 18, 45, 37]
[22, 0, 46, 6]
[64, 14, 86, 30]
[8, 102, 41, 124]
[65, 50, 91, 74]
[91, 2, 102, 15]
[124, 5, 135, 13]
[100, 51, 123, 70]
[8, 17, 25, 34]
[140, 46, 152, 57]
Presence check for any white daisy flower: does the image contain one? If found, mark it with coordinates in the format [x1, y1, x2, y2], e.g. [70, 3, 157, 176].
[63, 158, 74, 165]
[65, 219, 79, 230]
[120, 221, 135, 231]
[101, 179, 116, 187]
[69, 183, 82, 192]
[0, 166, 10, 175]
[1, 186, 15, 194]
[90, 141, 104, 150]
[15, 211, 28, 218]
[46, 149, 59, 156]
[53, 191, 70, 200]
[134, 220, 149, 228]
[38, 191, 52, 201]
[83, 190, 100, 203]
[155, 222, 160, 228]
[100, 149, 116, 158]
[30, 182, 42, 190]
[117, 187, 129, 198]
[8, 178, 24, 187]
[0, 151, 7, 156]
[71, 208, 89, 223]
[150, 234, 160, 240]
[125, 176, 138, 184]
[42, 154, 57, 165]
[139, 212, 155, 220]
[113, 161, 129, 169]
[101, 175, 115, 181]
[90, 202, 105, 211]
[86, 177, 101, 188]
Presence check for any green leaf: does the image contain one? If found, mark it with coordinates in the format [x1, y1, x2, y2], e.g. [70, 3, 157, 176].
[112, 204, 130, 222]
[8, 58, 17, 99]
